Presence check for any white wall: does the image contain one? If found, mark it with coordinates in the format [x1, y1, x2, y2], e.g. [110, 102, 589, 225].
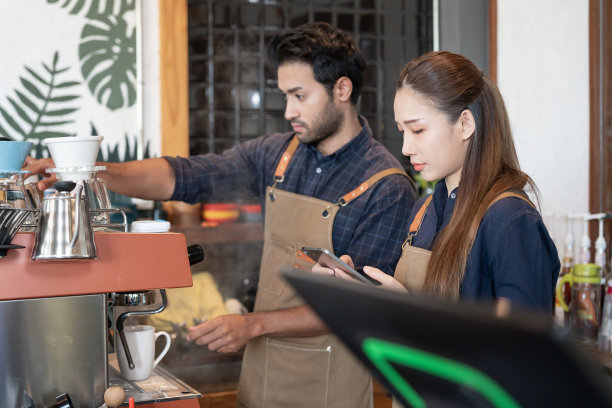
[141, 1, 161, 157]
[497, 0, 590, 252]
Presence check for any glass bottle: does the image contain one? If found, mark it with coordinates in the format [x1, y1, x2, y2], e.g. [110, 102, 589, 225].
[599, 284, 612, 353]
[557, 263, 602, 344]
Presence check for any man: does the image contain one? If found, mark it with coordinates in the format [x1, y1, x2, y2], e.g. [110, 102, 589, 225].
[27, 22, 417, 407]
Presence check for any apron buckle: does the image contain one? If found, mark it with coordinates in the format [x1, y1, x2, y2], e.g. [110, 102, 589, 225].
[402, 233, 415, 249]
[269, 177, 284, 202]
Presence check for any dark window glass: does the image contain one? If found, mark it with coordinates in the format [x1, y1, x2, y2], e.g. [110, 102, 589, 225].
[238, 86, 262, 110]
[189, 28, 208, 55]
[241, 114, 260, 138]
[239, 59, 260, 83]
[238, 30, 259, 54]
[361, 0, 375, 10]
[361, 90, 377, 113]
[189, 57, 208, 83]
[190, 110, 208, 137]
[214, 86, 235, 110]
[264, 6, 284, 27]
[214, 59, 234, 83]
[214, 116, 235, 137]
[189, 83, 209, 109]
[213, 3, 231, 28]
[239, 4, 260, 27]
[213, 32, 235, 55]
[187, 0, 433, 157]
[265, 114, 288, 135]
[337, 14, 354, 31]
[360, 38, 377, 60]
[360, 13, 376, 35]
[289, 7, 309, 28]
[188, 4, 208, 26]
[265, 89, 285, 111]
[313, 12, 332, 24]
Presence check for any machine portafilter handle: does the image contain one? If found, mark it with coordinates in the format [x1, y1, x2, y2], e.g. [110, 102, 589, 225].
[116, 243, 205, 370]
[116, 289, 167, 370]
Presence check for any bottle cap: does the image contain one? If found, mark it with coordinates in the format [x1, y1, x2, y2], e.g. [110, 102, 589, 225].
[573, 263, 602, 279]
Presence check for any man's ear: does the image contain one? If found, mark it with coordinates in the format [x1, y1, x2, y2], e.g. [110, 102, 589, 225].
[333, 76, 353, 103]
[460, 109, 476, 141]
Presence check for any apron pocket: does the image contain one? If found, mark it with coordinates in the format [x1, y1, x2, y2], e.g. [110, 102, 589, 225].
[263, 338, 331, 408]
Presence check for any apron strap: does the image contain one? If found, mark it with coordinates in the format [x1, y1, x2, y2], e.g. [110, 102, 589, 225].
[269, 135, 300, 200]
[338, 168, 410, 206]
[403, 194, 433, 248]
[402, 190, 534, 249]
[488, 191, 535, 209]
[273, 134, 300, 181]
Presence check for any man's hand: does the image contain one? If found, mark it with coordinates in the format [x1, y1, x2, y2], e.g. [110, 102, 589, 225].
[186, 314, 258, 353]
[22, 157, 57, 190]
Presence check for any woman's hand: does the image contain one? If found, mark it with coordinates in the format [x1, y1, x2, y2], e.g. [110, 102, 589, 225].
[311, 254, 357, 278]
[311, 255, 408, 293]
[357, 266, 408, 293]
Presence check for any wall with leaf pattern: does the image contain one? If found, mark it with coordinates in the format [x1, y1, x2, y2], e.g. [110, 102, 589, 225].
[0, 0, 154, 163]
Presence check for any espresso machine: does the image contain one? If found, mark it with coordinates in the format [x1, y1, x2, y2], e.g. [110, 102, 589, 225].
[0, 139, 202, 407]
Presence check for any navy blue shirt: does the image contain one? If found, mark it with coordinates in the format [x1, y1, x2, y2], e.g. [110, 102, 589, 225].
[165, 117, 418, 274]
[409, 181, 560, 312]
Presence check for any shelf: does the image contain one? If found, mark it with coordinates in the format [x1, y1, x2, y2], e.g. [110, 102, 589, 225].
[172, 222, 263, 245]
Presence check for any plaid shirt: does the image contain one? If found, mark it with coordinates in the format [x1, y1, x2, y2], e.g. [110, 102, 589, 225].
[165, 117, 417, 274]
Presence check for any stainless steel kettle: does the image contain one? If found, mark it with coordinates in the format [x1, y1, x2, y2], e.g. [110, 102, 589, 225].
[32, 181, 98, 260]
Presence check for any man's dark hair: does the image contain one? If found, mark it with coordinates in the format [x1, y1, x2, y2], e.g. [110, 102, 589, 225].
[267, 22, 365, 105]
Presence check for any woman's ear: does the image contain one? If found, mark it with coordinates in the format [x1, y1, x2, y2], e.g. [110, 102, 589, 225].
[334, 76, 353, 103]
[460, 109, 476, 141]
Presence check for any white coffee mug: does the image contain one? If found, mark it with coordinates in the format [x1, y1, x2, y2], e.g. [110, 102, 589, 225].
[116, 325, 171, 381]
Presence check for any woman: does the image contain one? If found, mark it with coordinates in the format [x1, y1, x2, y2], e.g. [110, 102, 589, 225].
[314, 51, 559, 312]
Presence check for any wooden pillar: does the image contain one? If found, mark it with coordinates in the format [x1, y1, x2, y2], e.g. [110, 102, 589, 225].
[488, 0, 497, 82]
[159, 0, 189, 158]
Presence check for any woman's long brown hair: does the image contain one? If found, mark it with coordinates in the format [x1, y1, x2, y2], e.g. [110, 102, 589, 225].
[397, 51, 538, 299]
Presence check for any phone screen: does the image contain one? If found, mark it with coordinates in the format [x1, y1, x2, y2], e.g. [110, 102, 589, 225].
[301, 247, 381, 285]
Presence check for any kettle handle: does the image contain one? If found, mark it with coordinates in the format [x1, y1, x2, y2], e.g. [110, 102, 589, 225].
[69, 182, 84, 248]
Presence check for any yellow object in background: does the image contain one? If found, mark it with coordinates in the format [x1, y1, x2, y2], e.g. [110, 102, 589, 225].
[148, 272, 229, 331]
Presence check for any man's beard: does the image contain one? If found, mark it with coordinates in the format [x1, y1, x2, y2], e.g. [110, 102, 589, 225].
[293, 98, 344, 145]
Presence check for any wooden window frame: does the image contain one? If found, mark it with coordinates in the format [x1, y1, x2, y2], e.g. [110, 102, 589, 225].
[589, 0, 611, 248]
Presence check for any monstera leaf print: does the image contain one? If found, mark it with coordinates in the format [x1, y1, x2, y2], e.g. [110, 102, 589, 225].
[46, 0, 134, 19]
[79, 14, 136, 110]
[0, 51, 80, 152]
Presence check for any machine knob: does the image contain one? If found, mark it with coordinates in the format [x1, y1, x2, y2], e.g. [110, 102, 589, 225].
[187, 243, 205, 265]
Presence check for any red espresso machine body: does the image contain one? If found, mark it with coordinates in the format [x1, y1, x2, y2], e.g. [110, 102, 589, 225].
[0, 232, 194, 407]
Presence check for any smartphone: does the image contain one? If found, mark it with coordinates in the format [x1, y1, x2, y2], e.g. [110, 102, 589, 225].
[300, 247, 381, 286]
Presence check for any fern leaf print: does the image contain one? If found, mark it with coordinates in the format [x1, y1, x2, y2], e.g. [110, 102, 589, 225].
[0, 51, 80, 144]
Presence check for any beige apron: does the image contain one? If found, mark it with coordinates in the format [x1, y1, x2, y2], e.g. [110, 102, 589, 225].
[237, 135, 408, 408]
[391, 191, 533, 408]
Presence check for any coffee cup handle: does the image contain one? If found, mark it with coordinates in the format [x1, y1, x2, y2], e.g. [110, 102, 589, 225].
[153, 331, 171, 368]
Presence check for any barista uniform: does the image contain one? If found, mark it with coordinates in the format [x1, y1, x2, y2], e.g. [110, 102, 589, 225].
[165, 116, 418, 407]
[394, 180, 560, 309]
[391, 181, 560, 408]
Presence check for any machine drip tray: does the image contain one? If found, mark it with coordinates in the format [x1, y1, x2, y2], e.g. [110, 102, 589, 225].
[108, 354, 201, 405]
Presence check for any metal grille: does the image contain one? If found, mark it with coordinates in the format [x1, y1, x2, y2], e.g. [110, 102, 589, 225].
[188, 0, 433, 165]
